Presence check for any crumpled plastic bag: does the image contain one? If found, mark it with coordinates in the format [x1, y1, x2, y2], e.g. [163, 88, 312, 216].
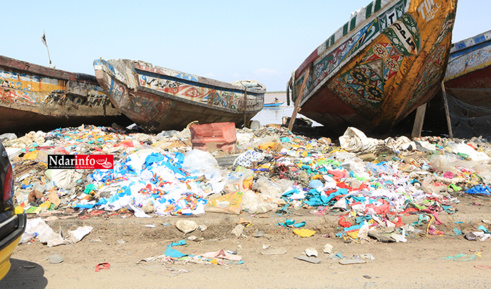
[339, 127, 380, 153]
[182, 149, 221, 178]
[64, 226, 93, 244]
[252, 176, 284, 199]
[449, 143, 491, 162]
[233, 149, 265, 168]
[384, 136, 416, 152]
[22, 218, 93, 247]
[23, 218, 64, 247]
[45, 169, 83, 190]
[241, 189, 278, 214]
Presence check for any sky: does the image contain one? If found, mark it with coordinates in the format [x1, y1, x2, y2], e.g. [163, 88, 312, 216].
[1, 0, 490, 92]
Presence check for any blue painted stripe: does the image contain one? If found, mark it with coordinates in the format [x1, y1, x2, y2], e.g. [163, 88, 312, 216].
[474, 35, 486, 44]
[450, 40, 491, 59]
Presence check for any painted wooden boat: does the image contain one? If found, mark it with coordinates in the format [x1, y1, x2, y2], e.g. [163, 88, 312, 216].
[0, 55, 130, 133]
[264, 102, 284, 107]
[429, 30, 491, 138]
[93, 59, 265, 132]
[287, 0, 458, 134]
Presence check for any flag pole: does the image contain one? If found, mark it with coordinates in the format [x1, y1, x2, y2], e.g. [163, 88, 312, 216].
[41, 30, 53, 68]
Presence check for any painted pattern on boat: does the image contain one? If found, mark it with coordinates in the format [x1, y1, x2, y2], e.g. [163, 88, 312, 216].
[94, 59, 265, 132]
[290, 0, 457, 132]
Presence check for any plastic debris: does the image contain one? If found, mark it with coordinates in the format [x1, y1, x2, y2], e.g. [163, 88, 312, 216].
[293, 229, 316, 238]
[95, 263, 111, 272]
[47, 254, 64, 264]
[4, 123, 491, 247]
[294, 256, 321, 264]
[175, 220, 198, 234]
[305, 248, 318, 257]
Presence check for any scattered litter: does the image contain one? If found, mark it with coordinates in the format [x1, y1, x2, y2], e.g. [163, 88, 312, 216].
[323, 244, 333, 254]
[199, 249, 242, 261]
[294, 256, 322, 264]
[305, 248, 318, 257]
[47, 254, 64, 264]
[164, 240, 188, 258]
[293, 229, 316, 238]
[6, 124, 491, 248]
[231, 224, 245, 237]
[443, 253, 479, 262]
[339, 259, 367, 265]
[175, 220, 198, 234]
[22, 218, 92, 247]
[261, 248, 287, 255]
[95, 263, 111, 272]
[254, 231, 265, 238]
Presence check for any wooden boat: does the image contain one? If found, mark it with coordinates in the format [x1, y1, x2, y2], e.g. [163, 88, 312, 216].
[93, 59, 265, 132]
[287, 0, 458, 134]
[423, 30, 491, 138]
[444, 30, 491, 137]
[0, 55, 131, 133]
[264, 102, 284, 108]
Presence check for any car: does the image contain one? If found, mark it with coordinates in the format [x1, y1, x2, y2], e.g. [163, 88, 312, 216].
[0, 142, 26, 280]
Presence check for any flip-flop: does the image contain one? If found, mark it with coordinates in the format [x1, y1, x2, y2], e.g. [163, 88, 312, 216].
[95, 263, 110, 272]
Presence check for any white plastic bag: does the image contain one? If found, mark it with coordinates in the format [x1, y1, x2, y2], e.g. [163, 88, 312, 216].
[339, 127, 380, 153]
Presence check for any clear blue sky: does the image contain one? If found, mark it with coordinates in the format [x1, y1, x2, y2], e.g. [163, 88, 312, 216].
[1, 0, 489, 92]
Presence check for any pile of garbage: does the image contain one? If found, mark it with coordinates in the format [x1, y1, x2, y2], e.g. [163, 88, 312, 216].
[4, 124, 491, 243]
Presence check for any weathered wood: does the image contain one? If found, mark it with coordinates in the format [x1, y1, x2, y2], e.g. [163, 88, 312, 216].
[411, 103, 427, 138]
[94, 59, 266, 132]
[288, 67, 310, 132]
[0, 56, 130, 133]
[287, 0, 458, 134]
[441, 81, 454, 138]
[243, 89, 247, 127]
[443, 30, 491, 138]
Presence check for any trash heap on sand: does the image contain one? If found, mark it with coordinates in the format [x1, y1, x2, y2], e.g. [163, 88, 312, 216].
[3, 123, 491, 243]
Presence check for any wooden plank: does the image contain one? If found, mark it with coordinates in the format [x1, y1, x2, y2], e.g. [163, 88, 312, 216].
[0, 55, 76, 81]
[288, 67, 311, 132]
[411, 103, 427, 138]
[441, 81, 454, 138]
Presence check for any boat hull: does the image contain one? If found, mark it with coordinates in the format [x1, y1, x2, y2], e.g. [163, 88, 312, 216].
[445, 33, 491, 107]
[264, 102, 283, 107]
[289, 0, 458, 134]
[441, 31, 491, 138]
[0, 55, 130, 133]
[94, 59, 265, 132]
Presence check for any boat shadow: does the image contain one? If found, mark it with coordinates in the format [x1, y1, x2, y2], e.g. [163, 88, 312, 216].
[0, 258, 48, 289]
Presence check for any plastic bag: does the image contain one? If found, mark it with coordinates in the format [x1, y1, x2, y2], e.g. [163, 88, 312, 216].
[205, 191, 243, 214]
[339, 127, 380, 153]
[45, 169, 83, 190]
[252, 176, 283, 199]
[241, 189, 278, 214]
[182, 149, 220, 178]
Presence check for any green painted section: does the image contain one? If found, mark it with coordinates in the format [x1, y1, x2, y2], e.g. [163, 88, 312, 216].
[375, 0, 382, 12]
[350, 16, 357, 31]
[366, 3, 373, 18]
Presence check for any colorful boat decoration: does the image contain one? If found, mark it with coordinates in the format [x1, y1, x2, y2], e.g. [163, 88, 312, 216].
[287, 0, 458, 134]
[0, 55, 130, 133]
[93, 59, 265, 132]
[264, 102, 284, 108]
[430, 30, 491, 138]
